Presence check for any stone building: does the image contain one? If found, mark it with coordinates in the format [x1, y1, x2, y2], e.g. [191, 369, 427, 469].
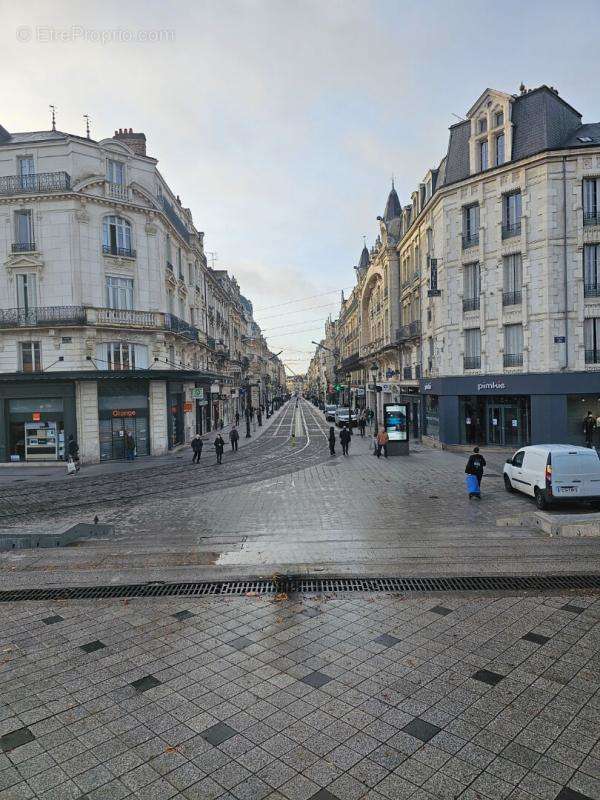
[0, 122, 283, 463]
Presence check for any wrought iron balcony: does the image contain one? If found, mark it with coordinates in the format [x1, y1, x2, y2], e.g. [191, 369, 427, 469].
[464, 356, 481, 370]
[585, 350, 600, 364]
[502, 290, 522, 306]
[504, 353, 523, 367]
[584, 284, 600, 298]
[0, 171, 70, 196]
[463, 296, 480, 312]
[12, 242, 36, 253]
[164, 313, 199, 341]
[462, 232, 479, 249]
[396, 321, 421, 341]
[102, 244, 136, 259]
[0, 306, 86, 329]
[502, 220, 521, 239]
[584, 211, 600, 226]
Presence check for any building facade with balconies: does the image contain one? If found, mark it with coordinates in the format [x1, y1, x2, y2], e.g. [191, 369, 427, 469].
[0, 122, 278, 463]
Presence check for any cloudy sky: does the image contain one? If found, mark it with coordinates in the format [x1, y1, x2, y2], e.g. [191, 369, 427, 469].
[2, 0, 599, 372]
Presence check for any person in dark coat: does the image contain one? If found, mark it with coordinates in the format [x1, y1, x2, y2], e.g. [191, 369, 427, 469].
[257, 408, 263, 426]
[125, 432, 136, 461]
[67, 435, 79, 462]
[191, 434, 203, 463]
[235, 411, 240, 426]
[328, 426, 336, 456]
[465, 446, 486, 495]
[229, 426, 239, 452]
[584, 411, 596, 448]
[358, 413, 366, 437]
[214, 434, 225, 464]
[340, 424, 352, 456]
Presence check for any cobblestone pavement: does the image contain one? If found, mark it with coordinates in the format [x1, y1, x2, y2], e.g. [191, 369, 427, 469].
[0, 590, 598, 800]
[2, 400, 600, 588]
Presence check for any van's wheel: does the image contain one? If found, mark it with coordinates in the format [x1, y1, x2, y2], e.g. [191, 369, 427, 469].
[504, 475, 514, 493]
[534, 488, 547, 510]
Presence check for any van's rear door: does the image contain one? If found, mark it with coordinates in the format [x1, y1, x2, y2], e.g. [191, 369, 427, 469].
[552, 451, 600, 497]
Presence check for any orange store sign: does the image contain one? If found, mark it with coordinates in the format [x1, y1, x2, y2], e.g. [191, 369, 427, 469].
[112, 409, 136, 418]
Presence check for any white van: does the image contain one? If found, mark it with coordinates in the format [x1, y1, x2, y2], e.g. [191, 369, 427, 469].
[503, 444, 600, 509]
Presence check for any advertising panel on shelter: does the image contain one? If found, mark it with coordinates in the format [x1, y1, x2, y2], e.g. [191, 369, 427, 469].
[384, 403, 408, 441]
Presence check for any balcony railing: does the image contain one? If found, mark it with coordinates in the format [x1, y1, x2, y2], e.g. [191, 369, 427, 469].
[504, 353, 523, 367]
[585, 350, 600, 364]
[584, 284, 600, 298]
[396, 320, 421, 341]
[102, 244, 136, 259]
[106, 182, 129, 201]
[464, 356, 481, 370]
[462, 232, 479, 249]
[502, 290, 522, 306]
[584, 211, 600, 226]
[0, 306, 86, 329]
[12, 242, 36, 253]
[95, 308, 159, 328]
[164, 313, 199, 341]
[463, 296, 480, 312]
[502, 220, 521, 239]
[0, 171, 70, 196]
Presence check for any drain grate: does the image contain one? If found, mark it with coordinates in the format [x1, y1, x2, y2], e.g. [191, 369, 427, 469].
[0, 573, 598, 603]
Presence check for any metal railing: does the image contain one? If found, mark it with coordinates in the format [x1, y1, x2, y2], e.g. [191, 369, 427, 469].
[502, 221, 521, 239]
[585, 350, 600, 364]
[502, 290, 522, 306]
[584, 211, 600, 226]
[396, 320, 421, 341]
[11, 242, 36, 253]
[464, 356, 481, 370]
[95, 308, 158, 327]
[463, 296, 480, 312]
[164, 313, 199, 341]
[106, 182, 129, 201]
[584, 284, 600, 298]
[0, 306, 86, 329]
[462, 232, 479, 249]
[102, 244, 136, 258]
[0, 171, 70, 196]
[504, 353, 523, 367]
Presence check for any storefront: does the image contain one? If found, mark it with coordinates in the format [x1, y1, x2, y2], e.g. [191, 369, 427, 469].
[167, 381, 184, 448]
[0, 380, 77, 462]
[98, 380, 150, 461]
[421, 372, 600, 448]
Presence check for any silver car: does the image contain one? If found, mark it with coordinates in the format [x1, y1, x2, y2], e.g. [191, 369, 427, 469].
[324, 404, 338, 421]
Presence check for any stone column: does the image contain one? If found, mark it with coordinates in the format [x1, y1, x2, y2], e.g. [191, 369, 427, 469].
[75, 380, 100, 464]
[149, 380, 168, 455]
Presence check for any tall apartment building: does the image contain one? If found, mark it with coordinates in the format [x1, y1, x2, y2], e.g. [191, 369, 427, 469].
[0, 122, 283, 463]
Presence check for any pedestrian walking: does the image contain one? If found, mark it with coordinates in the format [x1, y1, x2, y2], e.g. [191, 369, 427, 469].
[191, 434, 203, 463]
[465, 446, 486, 499]
[125, 431, 136, 461]
[257, 408, 263, 427]
[66, 434, 80, 471]
[328, 426, 336, 456]
[358, 413, 366, 437]
[584, 411, 596, 448]
[235, 411, 240, 426]
[229, 426, 239, 452]
[376, 427, 389, 458]
[340, 424, 352, 456]
[214, 434, 225, 464]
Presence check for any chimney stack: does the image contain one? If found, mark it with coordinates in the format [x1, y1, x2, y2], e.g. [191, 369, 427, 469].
[113, 128, 147, 156]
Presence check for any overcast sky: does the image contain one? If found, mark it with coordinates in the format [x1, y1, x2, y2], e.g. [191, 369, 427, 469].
[2, 0, 599, 372]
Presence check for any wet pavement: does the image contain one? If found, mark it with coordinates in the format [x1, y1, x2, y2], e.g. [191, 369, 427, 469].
[0, 590, 598, 800]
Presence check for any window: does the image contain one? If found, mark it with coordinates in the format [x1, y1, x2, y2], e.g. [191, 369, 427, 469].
[463, 263, 480, 311]
[478, 117, 487, 134]
[512, 450, 525, 468]
[166, 234, 173, 267]
[503, 254, 522, 305]
[178, 296, 185, 319]
[106, 160, 125, 185]
[20, 341, 41, 372]
[168, 345, 175, 366]
[495, 111, 504, 127]
[188, 262, 194, 284]
[18, 157, 35, 190]
[97, 342, 148, 371]
[495, 133, 505, 166]
[16, 273, 37, 312]
[504, 323, 523, 367]
[585, 318, 600, 363]
[462, 204, 479, 247]
[583, 178, 599, 224]
[502, 191, 522, 237]
[102, 215, 133, 256]
[14, 210, 34, 250]
[177, 248, 183, 278]
[106, 276, 134, 310]
[464, 328, 481, 369]
[479, 140, 488, 171]
[584, 245, 600, 296]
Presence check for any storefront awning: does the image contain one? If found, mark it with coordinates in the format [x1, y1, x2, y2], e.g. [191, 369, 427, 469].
[0, 368, 228, 384]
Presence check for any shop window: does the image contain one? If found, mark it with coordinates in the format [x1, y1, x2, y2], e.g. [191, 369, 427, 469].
[96, 342, 148, 370]
[424, 395, 439, 439]
[106, 276, 134, 310]
[20, 341, 41, 372]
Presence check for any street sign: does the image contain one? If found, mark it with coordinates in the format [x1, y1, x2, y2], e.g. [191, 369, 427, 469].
[191, 387, 204, 399]
[334, 383, 342, 392]
[554, 336, 566, 343]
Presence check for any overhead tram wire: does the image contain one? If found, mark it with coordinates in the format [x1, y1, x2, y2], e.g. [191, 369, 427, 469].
[254, 286, 354, 312]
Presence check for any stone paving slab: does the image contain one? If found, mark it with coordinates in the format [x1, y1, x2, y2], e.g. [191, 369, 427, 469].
[0, 590, 598, 800]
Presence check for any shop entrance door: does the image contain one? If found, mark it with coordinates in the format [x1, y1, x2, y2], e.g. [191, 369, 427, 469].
[99, 416, 149, 460]
[487, 404, 522, 447]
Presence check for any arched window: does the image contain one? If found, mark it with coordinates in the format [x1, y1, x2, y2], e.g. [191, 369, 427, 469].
[102, 215, 133, 257]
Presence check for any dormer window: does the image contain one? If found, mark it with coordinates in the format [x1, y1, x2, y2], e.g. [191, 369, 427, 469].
[478, 117, 487, 134]
[495, 133, 505, 166]
[479, 140, 488, 171]
[495, 111, 504, 127]
[106, 159, 125, 185]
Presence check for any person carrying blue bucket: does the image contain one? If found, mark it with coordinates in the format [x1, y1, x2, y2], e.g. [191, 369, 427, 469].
[465, 446, 486, 500]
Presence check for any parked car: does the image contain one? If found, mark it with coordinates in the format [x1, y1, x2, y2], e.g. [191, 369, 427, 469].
[334, 408, 357, 427]
[503, 444, 600, 509]
[324, 404, 338, 421]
